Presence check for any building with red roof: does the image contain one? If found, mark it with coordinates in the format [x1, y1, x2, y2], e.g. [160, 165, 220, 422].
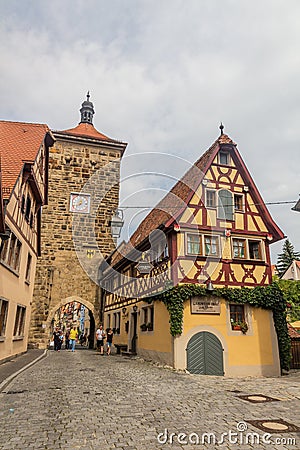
[29, 94, 127, 349]
[0, 120, 54, 362]
[101, 125, 285, 377]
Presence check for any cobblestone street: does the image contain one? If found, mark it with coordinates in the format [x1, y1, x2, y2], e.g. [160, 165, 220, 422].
[0, 348, 299, 450]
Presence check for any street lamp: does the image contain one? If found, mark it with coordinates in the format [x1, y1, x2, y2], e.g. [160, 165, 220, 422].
[206, 280, 214, 294]
[110, 209, 124, 239]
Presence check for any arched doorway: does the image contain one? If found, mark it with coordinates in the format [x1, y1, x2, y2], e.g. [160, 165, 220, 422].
[46, 296, 96, 349]
[186, 331, 224, 375]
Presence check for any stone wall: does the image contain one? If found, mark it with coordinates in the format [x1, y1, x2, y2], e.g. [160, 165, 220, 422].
[29, 134, 125, 348]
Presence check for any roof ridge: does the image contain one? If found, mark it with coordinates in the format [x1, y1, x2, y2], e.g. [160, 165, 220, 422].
[0, 120, 49, 128]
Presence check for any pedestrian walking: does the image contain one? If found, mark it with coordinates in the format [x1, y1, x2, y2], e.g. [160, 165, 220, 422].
[65, 329, 70, 350]
[53, 327, 61, 351]
[95, 325, 106, 355]
[106, 328, 114, 355]
[69, 326, 78, 352]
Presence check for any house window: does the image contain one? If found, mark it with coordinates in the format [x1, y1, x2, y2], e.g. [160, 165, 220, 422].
[0, 235, 9, 262]
[21, 195, 26, 213]
[232, 238, 263, 260]
[0, 299, 9, 337]
[219, 151, 230, 165]
[204, 235, 219, 256]
[25, 253, 32, 282]
[187, 233, 201, 255]
[206, 189, 216, 208]
[113, 312, 120, 334]
[4, 233, 22, 272]
[234, 194, 243, 211]
[13, 305, 26, 337]
[151, 242, 169, 263]
[29, 213, 34, 228]
[25, 196, 31, 221]
[141, 305, 154, 331]
[218, 189, 234, 221]
[229, 304, 245, 329]
[233, 239, 246, 258]
[249, 240, 262, 260]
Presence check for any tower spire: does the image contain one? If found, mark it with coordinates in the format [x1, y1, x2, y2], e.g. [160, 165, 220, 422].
[79, 92, 95, 124]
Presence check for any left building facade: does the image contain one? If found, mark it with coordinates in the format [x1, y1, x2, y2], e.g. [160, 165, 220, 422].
[0, 121, 54, 362]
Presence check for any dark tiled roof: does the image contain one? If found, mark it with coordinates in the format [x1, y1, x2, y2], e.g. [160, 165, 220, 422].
[0, 121, 50, 200]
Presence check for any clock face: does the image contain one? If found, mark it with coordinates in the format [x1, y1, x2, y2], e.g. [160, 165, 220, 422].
[70, 193, 90, 213]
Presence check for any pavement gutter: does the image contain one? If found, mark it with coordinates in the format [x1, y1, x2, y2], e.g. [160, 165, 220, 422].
[0, 349, 48, 393]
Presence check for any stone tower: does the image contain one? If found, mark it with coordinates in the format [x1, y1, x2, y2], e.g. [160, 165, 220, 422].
[29, 94, 127, 348]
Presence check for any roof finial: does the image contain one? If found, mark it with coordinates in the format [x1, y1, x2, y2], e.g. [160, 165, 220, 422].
[219, 122, 224, 135]
[79, 92, 95, 125]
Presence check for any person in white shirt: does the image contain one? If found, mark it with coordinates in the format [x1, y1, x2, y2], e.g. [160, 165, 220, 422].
[95, 325, 106, 355]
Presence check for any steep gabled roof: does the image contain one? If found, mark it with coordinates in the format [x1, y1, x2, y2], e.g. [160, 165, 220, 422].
[111, 132, 284, 266]
[0, 121, 52, 200]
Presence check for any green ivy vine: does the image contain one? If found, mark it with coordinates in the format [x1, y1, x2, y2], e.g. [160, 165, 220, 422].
[149, 282, 291, 371]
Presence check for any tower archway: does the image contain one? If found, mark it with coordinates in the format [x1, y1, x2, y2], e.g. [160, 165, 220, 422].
[46, 296, 96, 349]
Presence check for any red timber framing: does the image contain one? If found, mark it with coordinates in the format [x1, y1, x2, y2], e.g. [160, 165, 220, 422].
[102, 131, 284, 303]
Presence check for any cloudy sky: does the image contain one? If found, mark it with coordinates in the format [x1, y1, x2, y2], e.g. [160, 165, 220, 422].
[1, 0, 299, 262]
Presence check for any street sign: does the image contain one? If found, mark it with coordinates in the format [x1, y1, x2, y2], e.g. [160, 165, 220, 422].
[136, 261, 154, 274]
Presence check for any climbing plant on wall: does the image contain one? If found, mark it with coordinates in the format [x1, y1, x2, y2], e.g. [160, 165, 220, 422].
[149, 282, 291, 371]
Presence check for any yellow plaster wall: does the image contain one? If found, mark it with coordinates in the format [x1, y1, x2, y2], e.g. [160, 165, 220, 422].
[174, 298, 280, 376]
[137, 301, 172, 353]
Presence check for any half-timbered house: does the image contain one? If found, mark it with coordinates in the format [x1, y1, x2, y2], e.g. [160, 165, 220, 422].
[0, 121, 54, 362]
[100, 129, 285, 376]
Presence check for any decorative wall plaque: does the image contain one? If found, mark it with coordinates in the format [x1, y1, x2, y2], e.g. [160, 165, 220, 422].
[190, 296, 221, 314]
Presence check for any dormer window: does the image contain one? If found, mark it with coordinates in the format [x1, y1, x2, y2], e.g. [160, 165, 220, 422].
[219, 151, 230, 165]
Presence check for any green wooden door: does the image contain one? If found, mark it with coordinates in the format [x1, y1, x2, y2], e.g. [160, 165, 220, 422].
[186, 331, 224, 375]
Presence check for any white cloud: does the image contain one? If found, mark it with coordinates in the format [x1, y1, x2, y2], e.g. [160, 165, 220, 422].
[0, 0, 299, 261]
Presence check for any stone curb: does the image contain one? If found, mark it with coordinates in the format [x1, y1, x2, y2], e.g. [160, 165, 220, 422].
[0, 349, 48, 393]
